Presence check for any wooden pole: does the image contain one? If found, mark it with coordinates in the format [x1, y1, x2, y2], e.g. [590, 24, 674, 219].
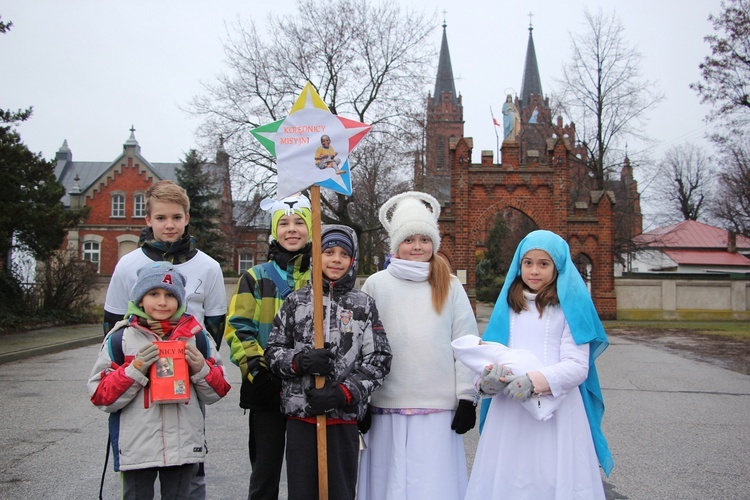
[310, 185, 328, 500]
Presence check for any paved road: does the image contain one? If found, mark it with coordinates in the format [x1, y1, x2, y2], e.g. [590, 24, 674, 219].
[0, 309, 749, 498]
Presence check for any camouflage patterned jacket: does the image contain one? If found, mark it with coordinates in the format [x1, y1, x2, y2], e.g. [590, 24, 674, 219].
[266, 225, 392, 421]
[224, 254, 310, 381]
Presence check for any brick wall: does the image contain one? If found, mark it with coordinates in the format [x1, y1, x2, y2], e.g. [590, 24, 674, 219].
[443, 134, 618, 319]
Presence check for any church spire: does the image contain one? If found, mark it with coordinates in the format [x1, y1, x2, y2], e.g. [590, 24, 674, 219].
[433, 19, 457, 104]
[519, 15, 543, 108]
[422, 14, 463, 203]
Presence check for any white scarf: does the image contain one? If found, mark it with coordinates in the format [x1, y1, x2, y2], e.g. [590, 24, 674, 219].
[386, 257, 430, 282]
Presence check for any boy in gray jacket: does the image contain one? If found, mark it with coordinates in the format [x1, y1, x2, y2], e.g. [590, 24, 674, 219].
[89, 262, 231, 499]
[266, 224, 391, 500]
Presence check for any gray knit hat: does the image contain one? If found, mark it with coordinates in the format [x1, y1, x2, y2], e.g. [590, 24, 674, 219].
[379, 191, 441, 254]
[130, 261, 187, 309]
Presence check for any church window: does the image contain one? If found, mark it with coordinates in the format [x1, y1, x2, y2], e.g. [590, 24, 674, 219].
[437, 137, 446, 170]
[574, 253, 593, 293]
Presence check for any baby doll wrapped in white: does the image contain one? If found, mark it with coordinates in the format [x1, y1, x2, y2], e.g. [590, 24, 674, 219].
[451, 335, 565, 421]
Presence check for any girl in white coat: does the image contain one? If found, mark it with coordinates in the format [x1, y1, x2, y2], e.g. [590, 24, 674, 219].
[357, 192, 478, 500]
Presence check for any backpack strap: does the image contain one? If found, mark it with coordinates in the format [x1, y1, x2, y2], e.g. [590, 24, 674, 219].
[99, 434, 110, 500]
[194, 328, 210, 359]
[263, 262, 292, 299]
[107, 326, 128, 365]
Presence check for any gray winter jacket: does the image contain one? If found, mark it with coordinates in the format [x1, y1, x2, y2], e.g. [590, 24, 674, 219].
[266, 224, 392, 421]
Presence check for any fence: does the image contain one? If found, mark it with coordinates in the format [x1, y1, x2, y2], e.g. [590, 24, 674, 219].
[615, 274, 750, 321]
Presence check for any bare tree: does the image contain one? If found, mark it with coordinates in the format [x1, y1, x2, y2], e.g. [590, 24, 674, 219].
[556, 7, 664, 190]
[188, 0, 436, 217]
[691, 0, 750, 235]
[650, 144, 715, 225]
[691, 0, 750, 132]
[711, 138, 750, 236]
[345, 137, 412, 273]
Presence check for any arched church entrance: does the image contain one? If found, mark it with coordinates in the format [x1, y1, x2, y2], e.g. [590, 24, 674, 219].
[437, 137, 618, 320]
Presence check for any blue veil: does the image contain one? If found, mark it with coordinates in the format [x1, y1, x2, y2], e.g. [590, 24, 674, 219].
[480, 230, 614, 476]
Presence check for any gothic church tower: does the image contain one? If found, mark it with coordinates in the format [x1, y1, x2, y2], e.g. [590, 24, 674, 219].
[419, 20, 464, 204]
[512, 21, 555, 167]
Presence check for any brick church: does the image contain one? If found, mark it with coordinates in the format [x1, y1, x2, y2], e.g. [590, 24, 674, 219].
[416, 21, 643, 319]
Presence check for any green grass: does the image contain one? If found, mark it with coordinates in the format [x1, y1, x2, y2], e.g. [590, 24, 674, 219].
[603, 320, 750, 341]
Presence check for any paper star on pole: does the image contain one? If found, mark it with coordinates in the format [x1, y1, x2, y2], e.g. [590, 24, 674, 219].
[250, 82, 371, 199]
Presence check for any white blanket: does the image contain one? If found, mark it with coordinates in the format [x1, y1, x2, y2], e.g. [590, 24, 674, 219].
[451, 335, 564, 421]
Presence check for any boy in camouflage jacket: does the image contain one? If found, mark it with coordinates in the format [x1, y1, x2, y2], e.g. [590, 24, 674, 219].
[266, 224, 392, 499]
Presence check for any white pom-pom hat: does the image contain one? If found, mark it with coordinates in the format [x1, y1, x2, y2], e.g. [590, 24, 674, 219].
[379, 191, 441, 254]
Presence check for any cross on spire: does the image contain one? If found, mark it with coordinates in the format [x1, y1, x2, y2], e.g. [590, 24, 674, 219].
[528, 11, 534, 31]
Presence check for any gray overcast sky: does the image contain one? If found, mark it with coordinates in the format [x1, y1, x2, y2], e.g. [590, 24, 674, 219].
[1, 0, 723, 200]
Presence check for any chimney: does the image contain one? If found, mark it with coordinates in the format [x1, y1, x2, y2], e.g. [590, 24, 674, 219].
[728, 230, 737, 253]
[69, 174, 83, 209]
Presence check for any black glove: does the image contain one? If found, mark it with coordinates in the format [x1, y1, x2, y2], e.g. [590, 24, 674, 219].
[305, 384, 347, 415]
[239, 369, 282, 410]
[358, 405, 372, 434]
[450, 399, 476, 435]
[295, 346, 335, 375]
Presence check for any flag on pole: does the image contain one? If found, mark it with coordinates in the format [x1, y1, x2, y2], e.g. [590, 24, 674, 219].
[250, 82, 371, 199]
[490, 105, 501, 164]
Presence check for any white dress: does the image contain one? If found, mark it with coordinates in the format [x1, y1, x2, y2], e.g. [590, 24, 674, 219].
[357, 269, 477, 500]
[465, 299, 605, 500]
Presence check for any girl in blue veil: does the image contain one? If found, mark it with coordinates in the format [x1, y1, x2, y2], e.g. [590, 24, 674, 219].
[466, 230, 613, 499]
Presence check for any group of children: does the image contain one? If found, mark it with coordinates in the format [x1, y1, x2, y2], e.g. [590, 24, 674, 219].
[88, 182, 613, 499]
